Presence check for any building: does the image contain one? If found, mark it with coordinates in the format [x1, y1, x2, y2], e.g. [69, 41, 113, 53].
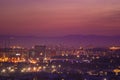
[34, 45, 46, 59]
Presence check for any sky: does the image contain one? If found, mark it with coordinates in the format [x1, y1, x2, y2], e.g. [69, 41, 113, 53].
[0, 0, 120, 37]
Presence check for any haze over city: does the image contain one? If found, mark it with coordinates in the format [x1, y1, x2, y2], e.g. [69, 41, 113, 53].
[0, 0, 120, 80]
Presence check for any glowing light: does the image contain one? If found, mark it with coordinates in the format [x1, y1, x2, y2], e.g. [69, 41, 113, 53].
[9, 69, 15, 72]
[113, 69, 120, 75]
[62, 54, 64, 56]
[103, 78, 107, 80]
[65, 54, 68, 56]
[29, 59, 37, 64]
[33, 67, 37, 71]
[38, 66, 42, 69]
[1, 69, 6, 73]
[27, 67, 31, 71]
[40, 52, 43, 55]
[58, 65, 61, 68]
[21, 68, 26, 73]
[44, 57, 47, 60]
[16, 53, 21, 56]
[43, 66, 46, 69]
[52, 69, 56, 73]
[52, 65, 56, 68]
[36, 58, 39, 60]
[77, 55, 80, 58]
[110, 46, 120, 50]
[113, 69, 120, 72]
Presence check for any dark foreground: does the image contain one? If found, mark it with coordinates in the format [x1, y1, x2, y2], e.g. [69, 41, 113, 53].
[0, 72, 120, 80]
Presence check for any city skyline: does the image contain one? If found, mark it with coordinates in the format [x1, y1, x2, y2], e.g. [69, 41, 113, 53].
[0, 0, 120, 37]
[0, 35, 120, 48]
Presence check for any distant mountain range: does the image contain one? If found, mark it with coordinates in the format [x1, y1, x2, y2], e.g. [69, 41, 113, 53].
[0, 35, 120, 48]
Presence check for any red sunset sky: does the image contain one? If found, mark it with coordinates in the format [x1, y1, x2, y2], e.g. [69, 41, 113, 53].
[0, 0, 120, 37]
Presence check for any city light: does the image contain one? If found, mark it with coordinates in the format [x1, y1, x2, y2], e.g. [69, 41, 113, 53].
[0, 45, 119, 80]
[1, 69, 6, 73]
[0, 0, 120, 79]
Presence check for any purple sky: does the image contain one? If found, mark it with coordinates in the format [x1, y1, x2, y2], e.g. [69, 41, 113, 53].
[0, 0, 120, 37]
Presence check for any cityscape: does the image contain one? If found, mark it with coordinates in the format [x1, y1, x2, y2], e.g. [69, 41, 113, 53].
[0, 40, 120, 80]
[0, 0, 120, 80]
